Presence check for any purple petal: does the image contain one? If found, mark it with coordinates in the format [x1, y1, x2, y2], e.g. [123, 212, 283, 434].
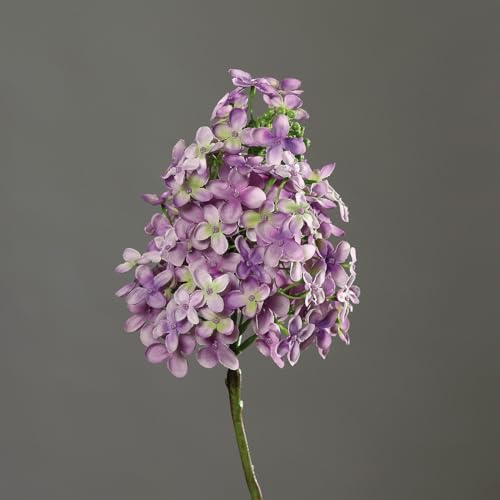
[283, 137, 306, 155]
[167, 353, 188, 378]
[203, 204, 220, 225]
[225, 291, 246, 309]
[217, 344, 239, 370]
[273, 114, 290, 138]
[264, 243, 283, 267]
[145, 343, 169, 364]
[208, 180, 230, 199]
[283, 240, 304, 261]
[197, 347, 218, 368]
[213, 123, 232, 140]
[135, 265, 154, 287]
[252, 128, 274, 146]
[126, 287, 148, 305]
[123, 248, 141, 262]
[196, 126, 214, 147]
[220, 200, 243, 224]
[211, 233, 228, 255]
[240, 187, 266, 209]
[165, 331, 179, 353]
[229, 108, 248, 130]
[193, 188, 213, 203]
[125, 314, 146, 333]
[194, 222, 212, 241]
[206, 293, 224, 313]
[147, 291, 166, 309]
[267, 144, 283, 166]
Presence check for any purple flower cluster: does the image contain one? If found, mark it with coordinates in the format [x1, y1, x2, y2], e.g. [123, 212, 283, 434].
[116, 69, 360, 377]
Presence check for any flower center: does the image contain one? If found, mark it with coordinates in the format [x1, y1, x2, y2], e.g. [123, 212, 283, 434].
[297, 208, 305, 215]
[212, 226, 219, 233]
[200, 147, 207, 154]
[169, 322, 176, 330]
[176, 167, 182, 173]
[207, 288, 214, 295]
[212, 340, 218, 349]
[182, 304, 189, 310]
[213, 317, 220, 324]
[277, 240, 284, 247]
[231, 131, 239, 138]
[233, 190, 240, 198]
[248, 294, 255, 302]
[261, 215, 268, 221]
[186, 188, 192, 194]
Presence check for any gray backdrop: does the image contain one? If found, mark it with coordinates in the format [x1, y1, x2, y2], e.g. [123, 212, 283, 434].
[1, 1, 499, 499]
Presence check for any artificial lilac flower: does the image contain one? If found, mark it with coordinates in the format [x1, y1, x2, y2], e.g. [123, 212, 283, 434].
[317, 239, 351, 288]
[192, 268, 229, 313]
[171, 173, 213, 208]
[278, 314, 315, 366]
[255, 325, 284, 368]
[115, 248, 143, 273]
[229, 69, 276, 94]
[195, 308, 235, 338]
[173, 287, 204, 324]
[234, 236, 271, 284]
[208, 169, 266, 224]
[126, 265, 171, 309]
[145, 334, 195, 378]
[213, 109, 252, 153]
[256, 222, 315, 267]
[225, 279, 270, 318]
[193, 204, 235, 255]
[278, 192, 318, 233]
[196, 332, 239, 370]
[303, 270, 326, 307]
[251, 114, 306, 165]
[183, 127, 222, 170]
[116, 68, 360, 382]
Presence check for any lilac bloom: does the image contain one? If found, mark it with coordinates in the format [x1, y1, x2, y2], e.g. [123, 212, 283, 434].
[250, 115, 306, 165]
[263, 93, 309, 120]
[213, 109, 253, 153]
[183, 126, 222, 170]
[144, 213, 171, 236]
[195, 308, 235, 338]
[115, 248, 143, 273]
[317, 240, 351, 288]
[278, 192, 318, 233]
[228, 69, 276, 94]
[224, 154, 271, 176]
[145, 334, 196, 378]
[225, 279, 270, 318]
[211, 88, 248, 123]
[336, 272, 360, 322]
[162, 139, 190, 182]
[208, 169, 266, 224]
[126, 265, 171, 309]
[254, 294, 290, 335]
[193, 204, 236, 255]
[303, 270, 326, 307]
[171, 172, 213, 208]
[256, 222, 315, 267]
[192, 268, 229, 313]
[234, 236, 271, 284]
[306, 305, 339, 358]
[278, 314, 315, 366]
[196, 332, 239, 370]
[187, 248, 240, 275]
[255, 324, 285, 368]
[173, 287, 204, 324]
[124, 303, 162, 346]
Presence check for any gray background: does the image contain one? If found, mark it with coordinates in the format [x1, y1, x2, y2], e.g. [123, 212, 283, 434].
[1, 1, 499, 499]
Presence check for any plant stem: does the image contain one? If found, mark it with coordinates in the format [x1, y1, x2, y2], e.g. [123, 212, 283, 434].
[225, 369, 263, 500]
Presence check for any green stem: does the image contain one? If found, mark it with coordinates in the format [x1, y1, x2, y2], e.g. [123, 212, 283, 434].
[226, 369, 264, 500]
[248, 86, 256, 121]
[277, 289, 308, 300]
[235, 334, 257, 354]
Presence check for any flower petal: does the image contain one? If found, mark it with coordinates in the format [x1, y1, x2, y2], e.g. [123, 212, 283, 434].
[194, 222, 212, 241]
[220, 200, 243, 224]
[206, 293, 224, 313]
[225, 291, 246, 309]
[211, 232, 229, 255]
[196, 126, 214, 147]
[212, 274, 229, 293]
[240, 187, 266, 209]
[197, 347, 218, 368]
[217, 344, 239, 370]
[203, 204, 220, 225]
[229, 108, 248, 130]
[145, 343, 169, 364]
[213, 123, 232, 140]
[167, 353, 188, 378]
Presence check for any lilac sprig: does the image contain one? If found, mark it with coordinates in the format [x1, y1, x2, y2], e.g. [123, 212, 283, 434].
[117, 69, 360, 379]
